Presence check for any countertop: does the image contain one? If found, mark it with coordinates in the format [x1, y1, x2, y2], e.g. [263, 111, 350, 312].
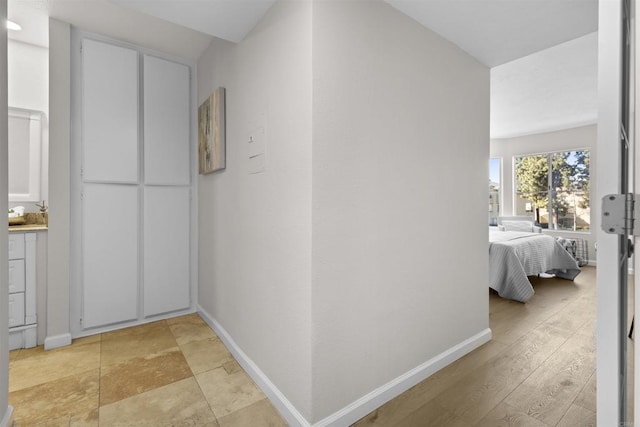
[8, 212, 48, 232]
[8, 223, 48, 232]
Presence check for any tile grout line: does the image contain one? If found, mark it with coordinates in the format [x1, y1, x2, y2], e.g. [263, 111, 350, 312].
[192, 367, 222, 425]
[170, 315, 223, 425]
[9, 316, 256, 426]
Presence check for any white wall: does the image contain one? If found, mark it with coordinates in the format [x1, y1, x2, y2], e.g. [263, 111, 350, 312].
[0, 0, 10, 423]
[197, 0, 313, 420]
[8, 39, 49, 209]
[46, 19, 71, 346]
[490, 124, 598, 262]
[198, 1, 491, 423]
[8, 40, 47, 113]
[311, 0, 490, 422]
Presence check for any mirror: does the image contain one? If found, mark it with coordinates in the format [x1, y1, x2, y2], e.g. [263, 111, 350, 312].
[8, 107, 43, 202]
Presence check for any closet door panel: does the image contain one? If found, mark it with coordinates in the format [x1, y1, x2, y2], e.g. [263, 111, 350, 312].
[143, 187, 190, 317]
[143, 55, 190, 185]
[83, 184, 139, 328]
[82, 39, 139, 183]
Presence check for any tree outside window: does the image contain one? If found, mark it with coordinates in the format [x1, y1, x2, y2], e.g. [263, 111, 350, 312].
[489, 158, 501, 226]
[514, 150, 590, 231]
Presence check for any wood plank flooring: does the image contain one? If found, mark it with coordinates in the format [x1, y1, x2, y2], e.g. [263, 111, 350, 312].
[355, 266, 599, 427]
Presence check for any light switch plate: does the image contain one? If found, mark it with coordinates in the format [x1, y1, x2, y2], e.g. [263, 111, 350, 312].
[249, 154, 265, 174]
[248, 112, 267, 174]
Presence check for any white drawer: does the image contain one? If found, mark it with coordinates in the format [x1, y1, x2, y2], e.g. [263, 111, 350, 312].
[8, 259, 25, 293]
[9, 292, 25, 328]
[8, 234, 24, 260]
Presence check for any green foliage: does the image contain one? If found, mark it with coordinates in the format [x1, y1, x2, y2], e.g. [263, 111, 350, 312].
[515, 155, 548, 209]
[515, 151, 590, 230]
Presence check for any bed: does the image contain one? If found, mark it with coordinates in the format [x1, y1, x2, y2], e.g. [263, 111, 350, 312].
[489, 228, 581, 302]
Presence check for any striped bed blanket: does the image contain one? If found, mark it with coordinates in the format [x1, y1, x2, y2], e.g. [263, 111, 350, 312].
[489, 229, 581, 302]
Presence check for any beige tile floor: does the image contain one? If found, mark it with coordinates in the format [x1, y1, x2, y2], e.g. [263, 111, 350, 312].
[9, 313, 287, 426]
[9, 267, 601, 426]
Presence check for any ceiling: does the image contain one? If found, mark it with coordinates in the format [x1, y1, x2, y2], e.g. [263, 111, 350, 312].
[110, 0, 275, 43]
[7, 0, 599, 139]
[490, 32, 598, 139]
[7, 0, 215, 60]
[8, 0, 49, 47]
[102, 0, 598, 68]
[385, 0, 598, 67]
[10, 0, 598, 68]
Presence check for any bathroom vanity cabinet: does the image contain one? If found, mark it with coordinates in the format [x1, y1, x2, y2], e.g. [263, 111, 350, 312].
[8, 232, 37, 349]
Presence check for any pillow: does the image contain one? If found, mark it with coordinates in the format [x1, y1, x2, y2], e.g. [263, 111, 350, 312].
[501, 220, 534, 232]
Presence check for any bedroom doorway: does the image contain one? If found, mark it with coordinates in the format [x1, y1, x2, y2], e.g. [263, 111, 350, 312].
[489, 0, 634, 423]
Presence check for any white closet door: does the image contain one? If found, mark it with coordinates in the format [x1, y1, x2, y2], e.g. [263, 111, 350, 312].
[143, 187, 190, 317]
[143, 55, 190, 185]
[83, 184, 139, 328]
[82, 39, 139, 183]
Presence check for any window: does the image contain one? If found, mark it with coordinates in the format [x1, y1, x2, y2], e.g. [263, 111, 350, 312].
[515, 150, 590, 231]
[489, 158, 501, 226]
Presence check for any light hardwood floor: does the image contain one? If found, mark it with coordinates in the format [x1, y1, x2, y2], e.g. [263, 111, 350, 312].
[355, 266, 598, 427]
[9, 267, 600, 426]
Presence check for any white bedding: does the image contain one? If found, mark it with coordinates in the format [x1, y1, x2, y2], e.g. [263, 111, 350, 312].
[489, 229, 581, 302]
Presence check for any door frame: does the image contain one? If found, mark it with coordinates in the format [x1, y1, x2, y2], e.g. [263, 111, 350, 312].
[597, 0, 634, 424]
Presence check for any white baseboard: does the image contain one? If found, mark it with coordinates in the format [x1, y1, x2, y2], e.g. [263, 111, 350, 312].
[44, 333, 72, 350]
[197, 306, 310, 426]
[313, 328, 492, 427]
[197, 305, 492, 427]
[0, 405, 13, 427]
